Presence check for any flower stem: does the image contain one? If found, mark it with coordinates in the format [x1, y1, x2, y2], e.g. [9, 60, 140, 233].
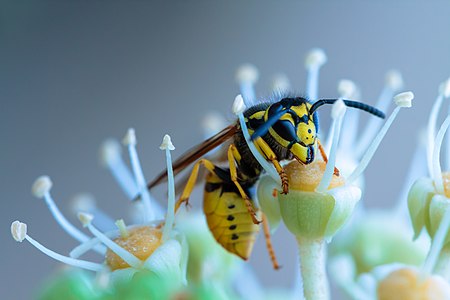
[434, 244, 450, 280]
[296, 237, 329, 300]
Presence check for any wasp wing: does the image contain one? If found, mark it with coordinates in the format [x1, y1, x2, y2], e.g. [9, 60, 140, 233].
[148, 124, 239, 189]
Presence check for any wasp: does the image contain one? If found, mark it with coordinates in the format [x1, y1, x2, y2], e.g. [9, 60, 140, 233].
[146, 96, 384, 268]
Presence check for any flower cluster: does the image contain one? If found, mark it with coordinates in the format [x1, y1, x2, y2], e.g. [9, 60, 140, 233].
[11, 48, 450, 300]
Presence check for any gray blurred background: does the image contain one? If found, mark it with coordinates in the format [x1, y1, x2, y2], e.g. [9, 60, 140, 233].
[2, 1, 450, 299]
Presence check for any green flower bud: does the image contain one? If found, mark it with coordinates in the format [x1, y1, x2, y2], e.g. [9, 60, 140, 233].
[257, 175, 282, 234]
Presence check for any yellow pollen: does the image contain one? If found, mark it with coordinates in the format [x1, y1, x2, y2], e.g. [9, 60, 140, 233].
[377, 268, 450, 300]
[284, 160, 345, 192]
[442, 172, 450, 198]
[106, 226, 162, 270]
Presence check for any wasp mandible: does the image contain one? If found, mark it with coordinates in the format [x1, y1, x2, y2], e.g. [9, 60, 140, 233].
[146, 96, 385, 267]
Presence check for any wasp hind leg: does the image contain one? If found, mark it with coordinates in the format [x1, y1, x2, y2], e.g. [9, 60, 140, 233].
[175, 159, 217, 213]
[227, 144, 262, 225]
[262, 213, 280, 270]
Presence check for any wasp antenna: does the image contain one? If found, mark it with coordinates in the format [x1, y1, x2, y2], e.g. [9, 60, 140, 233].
[310, 99, 385, 119]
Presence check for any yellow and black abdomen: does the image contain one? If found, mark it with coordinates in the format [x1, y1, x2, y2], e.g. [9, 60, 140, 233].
[203, 172, 260, 260]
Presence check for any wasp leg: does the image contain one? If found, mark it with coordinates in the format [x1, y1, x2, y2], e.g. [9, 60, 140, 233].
[317, 140, 339, 176]
[175, 159, 217, 213]
[253, 137, 289, 194]
[227, 144, 261, 225]
[262, 213, 280, 270]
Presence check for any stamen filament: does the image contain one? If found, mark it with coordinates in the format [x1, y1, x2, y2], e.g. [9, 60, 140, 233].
[236, 64, 259, 106]
[100, 139, 139, 199]
[19, 230, 104, 272]
[160, 134, 176, 242]
[81, 213, 142, 269]
[421, 208, 450, 279]
[337, 80, 359, 153]
[317, 99, 346, 192]
[115, 219, 129, 238]
[233, 95, 281, 184]
[354, 86, 395, 158]
[427, 93, 445, 177]
[348, 92, 413, 184]
[432, 115, 450, 195]
[70, 229, 118, 258]
[305, 48, 327, 101]
[124, 129, 154, 222]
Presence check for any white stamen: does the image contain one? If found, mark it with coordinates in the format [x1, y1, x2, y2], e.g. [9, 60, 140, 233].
[354, 71, 400, 158]
[100, 139, 139, 200]
[78, 212, 94, 227]
[432, 115, 450, 195]
[443, 78, 450, 98]
[12, 221, 104, 272]
[71, 193, 96, 213]
[236, 64, 259, 106]
[348, 92, 413, 183]
[385, 70, 404, 91]
[161, 134, 176, 242]
[79, 213, 142, 269]
[271, 73, 291, 94]
[317, 100, 347, 192]
[235, 63, 259, 84]
[70, 194, 116, 232]
[100, 139, 121, 166]
[337, 80, 360, 152]
[393, 91, 414, 107]
[427, 89, 445, 177]
[33, 178, 104, 252]
[159, 134, 175, 151]
[421, 208, 450, 279]
[124, 128, 154, 222]
[232, 94, 247, 115]
[338, 80, 358, 99]
[11, 220, 27, 242]
[201, 112, 227, 137]
[305, 48, 327, 69]
[305, 48, 326, 101]
[31, 176, 52, 198]
[115, 219, 129, 238]
[122, 128, 137, 146]
[234, 98, 281, 184]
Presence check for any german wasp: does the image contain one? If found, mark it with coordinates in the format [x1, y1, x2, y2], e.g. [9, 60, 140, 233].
[147, 96, 385, 268]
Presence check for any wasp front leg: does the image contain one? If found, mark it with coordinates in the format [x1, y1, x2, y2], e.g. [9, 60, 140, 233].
[227, 144, 261, 225]
[253, 137, 289, 194]
[317, 140, 340, 176]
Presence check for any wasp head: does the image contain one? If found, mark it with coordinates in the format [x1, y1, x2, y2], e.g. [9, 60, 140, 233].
[266, 97, 317, 164]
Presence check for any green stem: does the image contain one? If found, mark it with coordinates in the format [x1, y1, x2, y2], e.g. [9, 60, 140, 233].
[296, 237, 329, 300]
[434, 244, 450, 280]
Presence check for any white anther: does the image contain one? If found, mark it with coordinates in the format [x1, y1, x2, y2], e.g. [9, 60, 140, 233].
[385, 70, 403, 91]
[78, 212, 94, 227]
[32, 176, 53, 198]
[235, 64, 259, 84]
[100, 139, 122, 166]
[201, 112, 226, 134]
[305, 48, 327, 69]
[338, 80, 358, 99]
[70, 193, 96, 214]
[122, 128, 137, 146]
[271, 73, 291, 92]
[11, 221, 27, 242]
[232, 94, 247, 115]
[159, 134, 175, 151]
[394, 91, 414, 108]
[331, 99, 347, 119]
[442, 78, 450, 98]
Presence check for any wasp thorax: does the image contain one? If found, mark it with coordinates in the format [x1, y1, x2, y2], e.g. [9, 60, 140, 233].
[377, 268, 450, 300]
[106, 226, 162, 270]
[284, 160, 345, 192]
